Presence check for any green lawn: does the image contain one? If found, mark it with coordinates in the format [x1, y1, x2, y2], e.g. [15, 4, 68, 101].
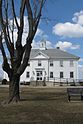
[0, 86, 83, 124]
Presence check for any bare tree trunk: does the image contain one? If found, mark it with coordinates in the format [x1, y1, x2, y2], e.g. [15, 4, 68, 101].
[0, 0, 46, 104]
[8, 75, 20, 103]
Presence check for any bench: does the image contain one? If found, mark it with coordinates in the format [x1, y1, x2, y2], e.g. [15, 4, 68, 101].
[67, 88, 83, 101]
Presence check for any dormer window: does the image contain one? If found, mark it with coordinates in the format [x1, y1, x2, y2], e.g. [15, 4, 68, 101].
[38, 60, 41, 66]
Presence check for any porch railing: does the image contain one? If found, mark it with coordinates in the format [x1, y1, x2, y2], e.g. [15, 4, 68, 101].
[42, 77, 83, 86]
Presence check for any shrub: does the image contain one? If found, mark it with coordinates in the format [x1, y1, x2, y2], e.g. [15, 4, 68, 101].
[24, 82, 30, 85]
[70, 82, 75, 86]
[2, 79, 7, 84]
[79, 82, 83, 86]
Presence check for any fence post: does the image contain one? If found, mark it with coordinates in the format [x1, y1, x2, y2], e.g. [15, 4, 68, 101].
[43, 77, 46, 86]
[53, 77, 55, 86]
[67, 79, 68, 86]
[60, 78, 63, 86]
[36, 80, 38, 86]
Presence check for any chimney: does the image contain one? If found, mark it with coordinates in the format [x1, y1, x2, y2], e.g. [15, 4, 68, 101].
[56, 47, 60, 49]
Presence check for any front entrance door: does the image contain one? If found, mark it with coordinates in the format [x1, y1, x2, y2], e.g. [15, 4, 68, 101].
[36, 71, 43, 81]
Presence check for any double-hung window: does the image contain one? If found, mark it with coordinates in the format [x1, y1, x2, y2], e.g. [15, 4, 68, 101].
[60, 60, 63, 67]
[50, 61, 53, 66]
[26, 72, 30, 78]
[50, 72, 53, 78]
[38, 60, 41, 66]
[60, 72, 63, 78]
[70, 72, 74, 78]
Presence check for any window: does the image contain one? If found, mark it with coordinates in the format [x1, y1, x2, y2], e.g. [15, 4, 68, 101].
[27, 62, 30, 66]
[70, 60, 74, 67]
[60, 60, 63, 67]
[70, 72, 74, 78]
[26, 72, 30, 78]
[60, 72, 63, 78]
[38, 52, 41, 55]
[36, 71, 42, 81]
[50, 72, 53, 78]
[38, 60, 41, 66]
[50, 61, 53, 66]
[37, 71, 42, 76]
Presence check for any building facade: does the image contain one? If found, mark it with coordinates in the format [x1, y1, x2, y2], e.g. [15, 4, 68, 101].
[4, 42, 79, 83]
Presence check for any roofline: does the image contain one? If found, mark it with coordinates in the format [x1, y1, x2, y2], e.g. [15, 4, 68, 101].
[31, 50, 49, 59]
[30, 57, 80, 60]
[31, 48, 80, 60]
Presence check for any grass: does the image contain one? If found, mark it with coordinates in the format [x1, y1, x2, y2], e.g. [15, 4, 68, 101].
[0, 86, 83, 123]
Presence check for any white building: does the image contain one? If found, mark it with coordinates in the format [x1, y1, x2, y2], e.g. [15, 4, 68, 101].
[4, 41, 80, 84]
[20, 42, 79, 83]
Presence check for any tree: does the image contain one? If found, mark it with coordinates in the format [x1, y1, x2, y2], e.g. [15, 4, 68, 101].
[0, 0, 46, 103]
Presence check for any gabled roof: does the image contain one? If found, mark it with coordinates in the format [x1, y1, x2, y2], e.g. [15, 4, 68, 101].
[30, 48, 80, 60]
[31, 50, 49, 59]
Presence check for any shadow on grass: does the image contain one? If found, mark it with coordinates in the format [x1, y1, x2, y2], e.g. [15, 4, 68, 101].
[20, 92, 67, 102]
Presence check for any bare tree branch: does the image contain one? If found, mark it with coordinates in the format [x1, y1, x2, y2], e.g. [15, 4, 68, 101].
[0, 0, 14, 57]
[0, 33, 12, 78]
[11, 0, 19, 29]
[0, 0, 46, 102]
[25, 0, 33, 39]
[16, 0, 26, 48]
[0, 33, 6, 59]
[17, 0, 46, 76]
[4, 0, 14, 48]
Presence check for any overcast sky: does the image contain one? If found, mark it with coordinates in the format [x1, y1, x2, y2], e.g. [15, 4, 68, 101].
[0, 0, 83, 79]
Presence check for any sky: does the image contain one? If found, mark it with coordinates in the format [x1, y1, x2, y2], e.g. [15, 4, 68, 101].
[35, 0, 83, 79]
[0, 0, 83, 79]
